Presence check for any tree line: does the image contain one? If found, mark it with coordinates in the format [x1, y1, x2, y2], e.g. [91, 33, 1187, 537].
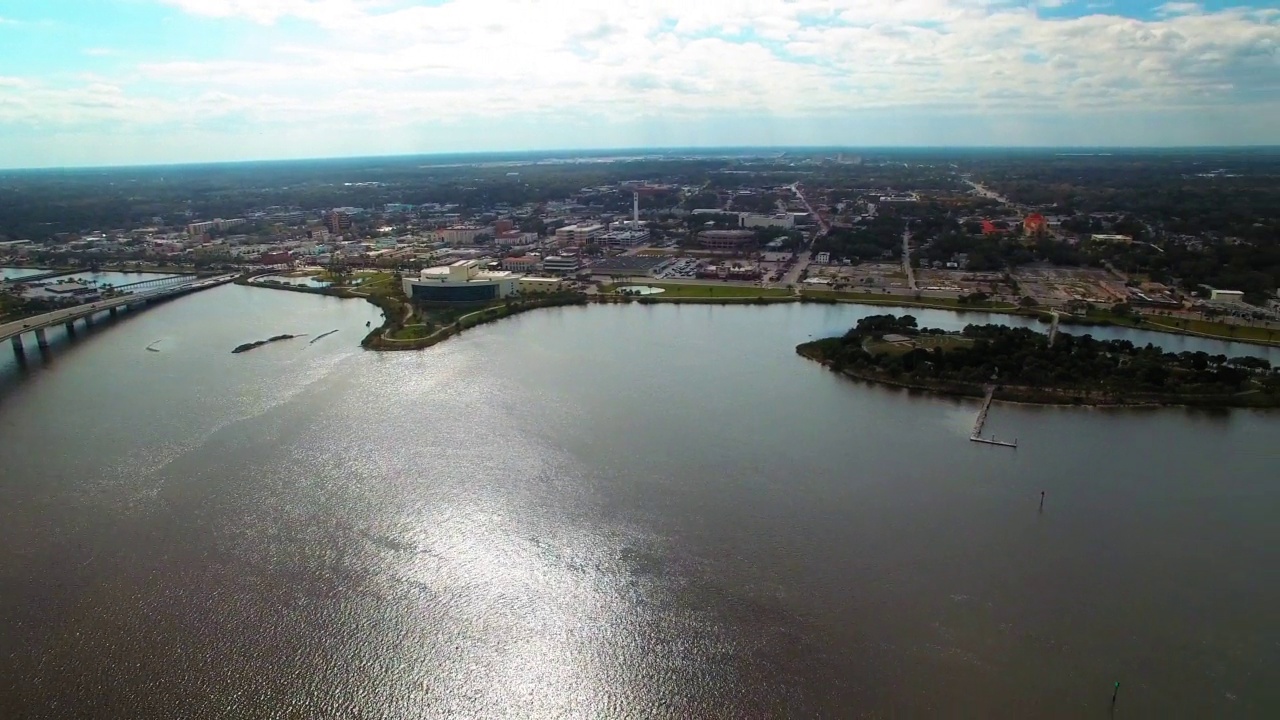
[801, 314, 1279, 401]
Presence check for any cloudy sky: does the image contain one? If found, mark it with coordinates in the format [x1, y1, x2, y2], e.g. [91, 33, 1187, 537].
[0, 0, 1277, 167]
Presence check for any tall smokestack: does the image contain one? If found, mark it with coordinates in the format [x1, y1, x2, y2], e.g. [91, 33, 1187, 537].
[633, 191, 639, 227]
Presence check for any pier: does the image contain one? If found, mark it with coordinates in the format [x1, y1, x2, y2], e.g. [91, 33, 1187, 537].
[0, 268, 79, 285]
[970, 385, 1017, 448]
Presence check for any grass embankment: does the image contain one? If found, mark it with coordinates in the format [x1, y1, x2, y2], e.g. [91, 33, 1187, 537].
[800, 288, 1020, 312]
[1052, 308, 1280, 347]
[605, 282, 793, 298]
[370, 293, 589, 351]
[1143, 316, 1280, 345]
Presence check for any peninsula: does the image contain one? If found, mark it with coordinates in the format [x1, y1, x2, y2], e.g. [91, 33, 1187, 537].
[797, 315, 1280, 408]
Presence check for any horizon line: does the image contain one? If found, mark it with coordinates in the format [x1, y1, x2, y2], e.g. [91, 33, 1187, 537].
[4, 144, 1280, 173]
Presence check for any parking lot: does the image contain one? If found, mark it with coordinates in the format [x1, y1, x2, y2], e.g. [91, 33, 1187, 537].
[657, 258, 702, 279]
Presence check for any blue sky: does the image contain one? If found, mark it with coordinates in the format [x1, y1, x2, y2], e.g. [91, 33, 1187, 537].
[0, 0, 1277, 168]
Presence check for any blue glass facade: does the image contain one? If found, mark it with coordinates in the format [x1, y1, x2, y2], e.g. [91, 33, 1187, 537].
[409, 282, 499, 303]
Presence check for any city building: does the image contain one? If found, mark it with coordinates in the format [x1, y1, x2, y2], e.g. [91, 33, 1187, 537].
[325, 210, 353, 236]
[402, 260, 519, 302]
[439, 225, 486, 246]
[697, 229, 755, 250]
[554, 224, 605, 245]
[1091, 234, 1134, 244]
[267, 210, 307, 225]
[258, 251, 293, 265]
[598, 229, 649, 247]
[502, 255, 541, 272]
[815, 251, 831, 264]
[1023, 213, 1048, 237]
[1208, 288, 1245, 303]
[187, 221, 216, 237]
[496, 230, 539, 246]
[517, 277, 564, 294]
[542, 255, 581, 274]
[0, 239, 32, 257]
[742, 213, 794, 229]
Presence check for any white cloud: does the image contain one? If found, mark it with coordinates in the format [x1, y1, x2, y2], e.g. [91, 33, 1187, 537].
[2, 0, 1278, 156]
[1156, 3, 1203, 16]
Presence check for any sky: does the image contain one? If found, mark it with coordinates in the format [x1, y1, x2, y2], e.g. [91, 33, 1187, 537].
[0, 0, 1277, 168]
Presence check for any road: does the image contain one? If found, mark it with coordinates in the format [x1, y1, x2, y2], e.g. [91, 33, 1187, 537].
[1, 274, 236, 343]
[786, 181, 827, 287]
[789, 182, 829, 234]
[964, 178, 1015, 207]
[902, 229, 917, 291]
[781, 251, 812, 288]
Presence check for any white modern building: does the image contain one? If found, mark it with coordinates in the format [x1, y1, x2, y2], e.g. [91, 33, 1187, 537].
[741, 213, 794, 229]
[554, 224, 605, 244]
[598, 229, 649, 247]
[1209, 288, 1245, 303]
[542, 255, 581, 274]
[402, 260, 520, 302]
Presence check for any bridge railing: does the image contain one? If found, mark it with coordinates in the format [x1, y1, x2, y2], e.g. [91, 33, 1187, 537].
[109, 274, 195, 293]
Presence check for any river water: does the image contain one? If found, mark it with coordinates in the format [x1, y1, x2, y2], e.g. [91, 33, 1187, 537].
[1, 288, 1277, 718]
[2, 267, 47, 281]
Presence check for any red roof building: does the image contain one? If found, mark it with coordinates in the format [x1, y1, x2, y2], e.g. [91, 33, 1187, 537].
[1023, 213, 1048, 237]
[981, 220, 1000, 235]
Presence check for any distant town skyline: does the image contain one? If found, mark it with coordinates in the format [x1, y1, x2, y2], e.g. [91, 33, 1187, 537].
[1, 0, 1278, 169]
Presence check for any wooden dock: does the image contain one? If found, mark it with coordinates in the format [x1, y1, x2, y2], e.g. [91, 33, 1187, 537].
[970, 385, 1017, 448]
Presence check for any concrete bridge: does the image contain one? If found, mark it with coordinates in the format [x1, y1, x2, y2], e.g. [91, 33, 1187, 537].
[2, 273, 238, 358]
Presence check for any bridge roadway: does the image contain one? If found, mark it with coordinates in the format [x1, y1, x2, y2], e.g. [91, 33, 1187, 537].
[3, 274, 238, 355]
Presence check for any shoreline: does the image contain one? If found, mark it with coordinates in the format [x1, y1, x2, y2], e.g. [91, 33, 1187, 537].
[795, 344, 1279, 410]
[236, 276, 1280, 355]
[606, 285, 1280, 348]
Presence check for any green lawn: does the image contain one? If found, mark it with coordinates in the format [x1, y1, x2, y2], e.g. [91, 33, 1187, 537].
[916, 335, 976, 350]
[608, 282, 793, 298]
[389, 324, 435, 340]
[1143, 316, 1280, 344]
[866, 334, 974, 356]
[802, 289, 1018, 311]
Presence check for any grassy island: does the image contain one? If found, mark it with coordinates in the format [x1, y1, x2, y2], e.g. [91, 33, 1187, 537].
[797, 314, 1280, 408]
